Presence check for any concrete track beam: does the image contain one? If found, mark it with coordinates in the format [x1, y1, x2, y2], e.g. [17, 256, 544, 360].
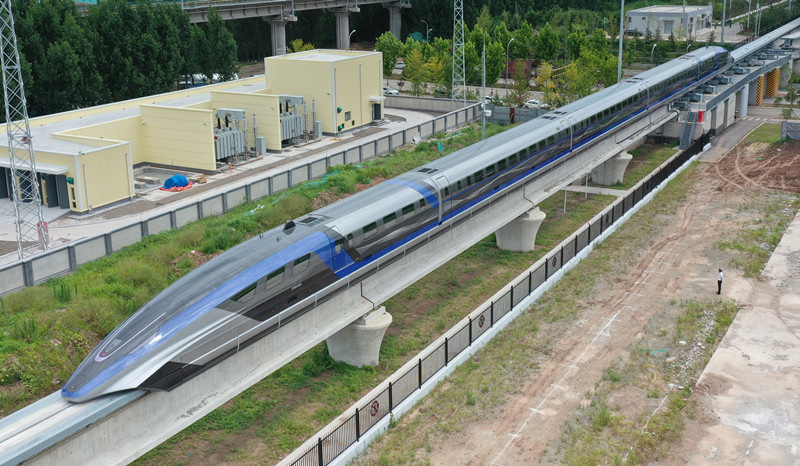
[327, 307, 392, 367]
[591, 152, 632, 186]
[495, 207, 546, 252]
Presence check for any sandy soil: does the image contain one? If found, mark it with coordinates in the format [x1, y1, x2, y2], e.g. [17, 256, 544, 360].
[414, 139, 800, 464]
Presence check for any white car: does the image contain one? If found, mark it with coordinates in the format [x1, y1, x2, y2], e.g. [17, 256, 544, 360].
[382, 86, 399, 95]
[524, 99, 542, 109]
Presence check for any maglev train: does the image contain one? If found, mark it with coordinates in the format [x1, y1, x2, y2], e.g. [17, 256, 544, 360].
[63, 46, 732, 402]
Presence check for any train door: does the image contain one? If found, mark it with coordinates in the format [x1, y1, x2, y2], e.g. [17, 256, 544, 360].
[565, 116, 577, 152]
[433, 174, 450, 224]
[329, 226, 349, 272]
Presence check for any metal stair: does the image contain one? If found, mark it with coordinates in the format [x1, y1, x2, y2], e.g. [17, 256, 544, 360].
[679, 111, 699, 150]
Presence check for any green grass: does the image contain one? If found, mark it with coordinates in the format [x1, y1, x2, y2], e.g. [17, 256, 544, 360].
[616, 144, 680, 190]
[742, 123, 782, 145]
[560, 298, 739, 465]
[714, 194, 800, 277]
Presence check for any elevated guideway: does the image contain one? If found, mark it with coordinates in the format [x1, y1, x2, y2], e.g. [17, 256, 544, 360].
[5, 17, 800, 465]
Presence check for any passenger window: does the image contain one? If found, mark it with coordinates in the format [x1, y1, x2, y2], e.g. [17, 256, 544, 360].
[346, 233, 354, 246]
[293, 254, 310, 275]
[335, 237, 345, 253]
[266, 267, 285, 289]
[363, 222, 377, 239]
[497, 159, 506, 171]
[547, 136, 554, 145]
[473, 170, 484, 182]
[486, 164, 495, 176]
[443, 186, 450, 196]
[402, 203, 415, 215]
[419, 199, 426, 208]
[466, 175, 472, 185]
[457, 180, 463, 190]
[509, 154, 517, 165]
[383, 212, 397, 228]
[232, 283, 257, 303]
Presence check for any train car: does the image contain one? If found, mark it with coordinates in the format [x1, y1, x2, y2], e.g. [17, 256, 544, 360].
[63, 46, 733, 403]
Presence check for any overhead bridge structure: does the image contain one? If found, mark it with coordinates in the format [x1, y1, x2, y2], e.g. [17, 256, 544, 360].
[3, 16, 800, 466]
[80, 0, 412, 55]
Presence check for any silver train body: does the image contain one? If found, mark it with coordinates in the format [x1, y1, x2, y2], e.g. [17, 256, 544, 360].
[63, 44, 745, 402]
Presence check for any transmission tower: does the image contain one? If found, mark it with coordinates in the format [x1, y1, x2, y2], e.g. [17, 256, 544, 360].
[451, 0, 466, 104]
[0, 0, 48, 259]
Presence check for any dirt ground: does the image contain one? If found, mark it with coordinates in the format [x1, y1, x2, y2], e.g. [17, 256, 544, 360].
[406, 138, 800, 464]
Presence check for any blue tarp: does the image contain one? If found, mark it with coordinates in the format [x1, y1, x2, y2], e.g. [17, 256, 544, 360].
[163, 174, 189, 189]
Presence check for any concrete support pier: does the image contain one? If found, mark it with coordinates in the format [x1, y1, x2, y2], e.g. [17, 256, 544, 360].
[738, 84, 749, 118]
[267, 13, 297, 56]
[495, 207, 546, 252]
[333, 7, 359, 50]
[327, 306, 392, 367]
[591, 152, 632, 186]
[383, 1, 410, 39]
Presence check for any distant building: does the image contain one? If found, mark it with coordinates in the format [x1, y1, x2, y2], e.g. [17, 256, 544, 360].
[627, 5, 713, 38]
[0, 49, 384, 213]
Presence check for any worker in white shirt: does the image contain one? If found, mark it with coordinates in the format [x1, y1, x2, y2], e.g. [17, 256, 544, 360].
[717, 268, 723, 295]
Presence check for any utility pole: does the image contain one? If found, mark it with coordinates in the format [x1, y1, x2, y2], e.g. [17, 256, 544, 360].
[452, 0, 466, 104]
[481, 33, 486, 140]
[617, 0, 625, 83]
[0, 0, 48, 259]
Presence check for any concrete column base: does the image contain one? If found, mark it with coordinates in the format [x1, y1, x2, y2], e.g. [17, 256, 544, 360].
[333, 7, 359, 50]
[326, 306, 392, 367]
[495, 207, 546, 252]
[266, 14, 297, 56]
[591, 152, 632, 186]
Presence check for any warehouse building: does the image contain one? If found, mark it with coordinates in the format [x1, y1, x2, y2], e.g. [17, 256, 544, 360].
[0, 49, 383, 213]
[627, 5, 713, 37]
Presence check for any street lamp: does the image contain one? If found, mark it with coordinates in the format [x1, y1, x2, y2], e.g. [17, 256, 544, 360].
[348, 29, 356, 50]
[506, 37, 515, 92]
[422, 20, 433, 42]
[650, 43, 657, 63]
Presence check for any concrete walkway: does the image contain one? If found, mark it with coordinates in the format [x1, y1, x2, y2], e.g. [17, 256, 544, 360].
[688, 210, 800, 464]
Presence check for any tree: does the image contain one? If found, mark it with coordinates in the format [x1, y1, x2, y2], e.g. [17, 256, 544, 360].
[512, 21, 535, 59]
[785, 89, 798, 120]
[403, 48, 428, 96]
[484, 40, 506, 86]
[559, 62, 593, 103]
[536, 62, 557, 107]
[204, 8, 239, 81]
[578, 48, 617, 88]
[566, 26, 588, 59]
[289, 39, 315, 53]
[588, 28, 609, 54]
[426, 56, 446, 87]
[507, 59, 531, 107]
[535, 22, 560, 61]
[375, 31, 403, 75]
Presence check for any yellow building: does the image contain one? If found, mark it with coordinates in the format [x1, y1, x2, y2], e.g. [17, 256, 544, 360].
[0, 49, 384, 213]
[265, 49, 384, 134]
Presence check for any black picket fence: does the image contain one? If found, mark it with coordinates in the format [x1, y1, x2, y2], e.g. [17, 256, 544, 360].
[289, 134, 709, 466]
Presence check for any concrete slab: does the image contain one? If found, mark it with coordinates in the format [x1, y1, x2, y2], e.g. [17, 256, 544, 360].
[689, 210, 800, 463]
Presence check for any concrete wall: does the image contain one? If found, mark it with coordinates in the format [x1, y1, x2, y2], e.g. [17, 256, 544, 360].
[140, 105, 216, 171]
[79, 143, 135, 212]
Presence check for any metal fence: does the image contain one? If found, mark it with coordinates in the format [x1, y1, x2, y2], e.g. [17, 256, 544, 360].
[288, 133, 710, 466]
[0, 103, 481, 297]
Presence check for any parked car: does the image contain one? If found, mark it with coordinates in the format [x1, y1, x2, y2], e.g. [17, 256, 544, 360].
[524, 99, 542, 109]
[382, 86, 399, 95]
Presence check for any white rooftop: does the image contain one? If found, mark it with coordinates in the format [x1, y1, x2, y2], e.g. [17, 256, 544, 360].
[630, 5, 710, 14]
[275, 49, 379, 63]
[6, 79, 267, 155]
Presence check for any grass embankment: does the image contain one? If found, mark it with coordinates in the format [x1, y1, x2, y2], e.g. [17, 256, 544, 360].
[352, 164, 702, 465]
[743, 122, 782, 145]
[617, 144, 680, 190]
[0, 123, 506, 416]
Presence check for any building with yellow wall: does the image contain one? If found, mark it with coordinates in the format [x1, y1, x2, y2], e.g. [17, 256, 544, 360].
[0, 49, 384, 213]
[265, 49, 384, 134]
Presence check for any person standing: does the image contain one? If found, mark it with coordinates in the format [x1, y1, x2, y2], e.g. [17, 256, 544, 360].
[717, 268, 723, 295]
